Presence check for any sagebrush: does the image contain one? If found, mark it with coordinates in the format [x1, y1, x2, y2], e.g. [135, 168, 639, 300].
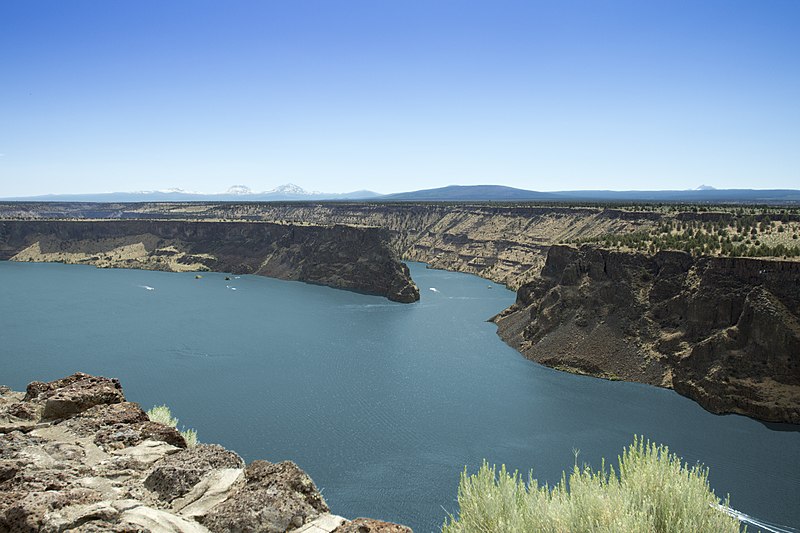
[146, 404, 199, 447]
[443, 436, 742, 533]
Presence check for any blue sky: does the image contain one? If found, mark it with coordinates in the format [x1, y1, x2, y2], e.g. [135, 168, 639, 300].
[1, 0, 798, 195]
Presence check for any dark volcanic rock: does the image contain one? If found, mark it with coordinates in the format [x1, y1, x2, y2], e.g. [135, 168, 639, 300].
[3, 490, 71, 532]
[495, 245, 800, 423]
[58, 401, 188, 450]
[0, 373, 409, 532]
[672, 286, 800, 423]
[68, 402, 150, 435]
[333, 518, 414, 533]
[23, 373, 126, 421]
[145, 444, 244, 502]
[1, 219, 420, 303]
[202, 460, 329, 533]
[6, 402, 37, 421]
[136, 421, 187, 449]
[388, 262, 420, 303]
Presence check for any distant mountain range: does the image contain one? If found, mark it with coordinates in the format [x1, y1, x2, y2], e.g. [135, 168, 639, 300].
[382, 185, 800, 203]
[381, 185, 562, 201]
[3, 183, 800, 204]
[1, 184, 383, 203]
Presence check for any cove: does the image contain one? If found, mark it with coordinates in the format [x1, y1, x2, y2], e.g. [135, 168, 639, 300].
[1, 261, 798, 531]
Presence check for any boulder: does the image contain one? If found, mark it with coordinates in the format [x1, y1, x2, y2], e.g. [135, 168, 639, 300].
[63, 403, 187, 450]
[334, 518, 414, 533]
[145, 444, 244, 502]
[201, 460, 329, 533]
[25, 373, 126, 421]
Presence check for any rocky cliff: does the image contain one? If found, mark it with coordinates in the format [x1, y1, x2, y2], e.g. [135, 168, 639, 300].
[0, 202, 663, 289]
[3, 202, 797, 292]
[160, 203, 662, 289]
[0, 220, 419, 303]
[494, 245, 800, 424]
[2, 204, 798, 424]
[0, 373, 412, 533]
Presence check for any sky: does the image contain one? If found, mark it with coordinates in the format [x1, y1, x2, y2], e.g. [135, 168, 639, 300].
[1, 0, 798, 196]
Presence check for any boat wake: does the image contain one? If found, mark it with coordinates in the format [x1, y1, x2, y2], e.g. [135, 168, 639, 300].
[137, 285, 155, 291]
[717, 505, 798, 533]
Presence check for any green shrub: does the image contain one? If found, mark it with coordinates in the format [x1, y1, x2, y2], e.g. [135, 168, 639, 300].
[181, 428, 198, 447]
[146, 404, 178, 427]
[442, 437, 741, 533]
[146, 404, 199, 448]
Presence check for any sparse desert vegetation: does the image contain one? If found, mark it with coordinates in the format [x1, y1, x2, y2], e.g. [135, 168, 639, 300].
[573, 214, 800, 258]
[146, 404, 198, 447]
[443, 437, 741, 533]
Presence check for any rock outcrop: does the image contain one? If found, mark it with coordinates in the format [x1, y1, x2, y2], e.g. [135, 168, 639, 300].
[494, 245, 800, 424]
[2, 202, 796, 293]
[0, 373, 412, 532]
[0, 220, 419, 303]
[332, 518, 412, 533]
[0, 203, 666, 289]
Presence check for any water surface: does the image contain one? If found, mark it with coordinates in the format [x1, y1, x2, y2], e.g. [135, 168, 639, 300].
[1, 261, 798, 531]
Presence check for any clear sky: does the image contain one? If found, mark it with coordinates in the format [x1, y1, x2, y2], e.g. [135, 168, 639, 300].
[1, 0, 798, 196]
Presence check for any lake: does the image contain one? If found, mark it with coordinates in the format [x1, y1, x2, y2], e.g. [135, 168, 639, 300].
[1, 261, 798, 531]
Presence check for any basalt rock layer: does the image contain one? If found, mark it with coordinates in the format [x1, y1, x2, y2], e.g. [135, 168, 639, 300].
[0, 373, 412, 533]
[0, 202, 665, 289]
[0, 220, 419, 303]
[494, 245, 800, 424]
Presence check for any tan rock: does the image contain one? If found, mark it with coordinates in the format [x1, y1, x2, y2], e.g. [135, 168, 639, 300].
[120, 504, 212, 533]
[111, 440, 181, 465]
[174, 468, 245, 519]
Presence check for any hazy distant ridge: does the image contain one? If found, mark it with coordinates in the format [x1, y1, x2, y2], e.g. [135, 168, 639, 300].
[3, 184, 800, 204]
[381, 185, 800, 203]
[1, 184, 382, 203]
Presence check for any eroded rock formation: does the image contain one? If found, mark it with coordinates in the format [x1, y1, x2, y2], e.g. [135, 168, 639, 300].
[494, 245, 800, 423]
[0, 373, 412, 532]
[0, 203, 665, 289]
[0, 220, 419, 303]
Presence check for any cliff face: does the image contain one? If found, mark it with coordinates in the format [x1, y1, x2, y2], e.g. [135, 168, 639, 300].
[0, 203, 663, 290]
[188, 204, 661, 290]
[0, 373, 412, 533]
[0, 220, 419, 303]
[494, 245, 800, 423]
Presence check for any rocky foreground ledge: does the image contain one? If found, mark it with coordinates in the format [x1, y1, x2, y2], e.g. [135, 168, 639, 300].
[0, 373, 412, 533]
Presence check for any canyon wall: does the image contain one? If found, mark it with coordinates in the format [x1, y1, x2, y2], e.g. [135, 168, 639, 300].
[0, 202, 662, 289]
[2, 203, 798, 423]
[0, 220, 419, 303]
[494, 245, 800, 424]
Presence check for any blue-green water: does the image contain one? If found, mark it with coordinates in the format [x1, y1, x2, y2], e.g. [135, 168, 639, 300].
[1, 261, 798, 531]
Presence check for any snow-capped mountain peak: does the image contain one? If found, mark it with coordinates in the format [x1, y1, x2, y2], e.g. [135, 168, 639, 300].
[268, 183, 310, 195]
[226, 185, 253, 195]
